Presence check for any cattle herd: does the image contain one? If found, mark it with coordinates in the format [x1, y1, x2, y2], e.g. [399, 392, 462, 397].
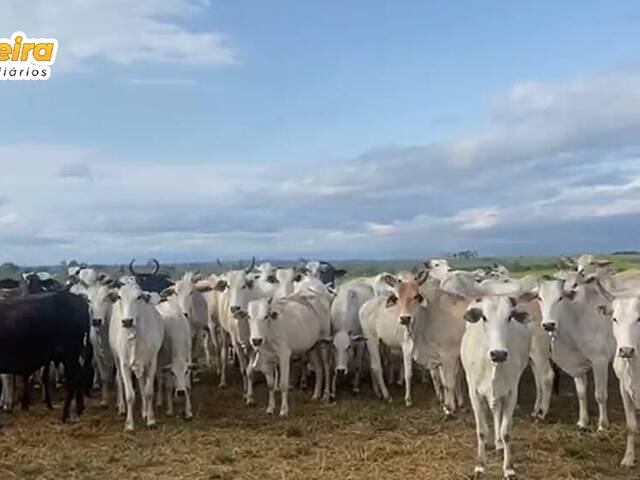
[1, 254, 640, 478]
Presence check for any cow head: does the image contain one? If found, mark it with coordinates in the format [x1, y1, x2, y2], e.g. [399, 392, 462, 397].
[464, 296, 529, 364]
[423, 259, 451, 282]
[595, 285, 639, 359]
[247, 297, 277, 349]
[161, 272, 213, 320]
[116, 283, 151, 330]
[84, 283, 118, 330]
[225, 261, 278, 320]
[382, 271, 428, 332]
[536, 278, 579, 334]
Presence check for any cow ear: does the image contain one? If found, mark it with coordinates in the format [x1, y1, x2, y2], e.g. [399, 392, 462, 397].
[196, 284, 213, 293]
[246, 279, 254, 289]
[214, 280, 227, 292]
[508, 297, 517, 308]
[595, 304, 613, 316]
[595, 260, 613, 267]
[385, 294, 398, 308]
[518, 291, 538, 303]
[511, 310, 530, 324]
[160, 287, 175, 299]
[107, 291, 120, 303]
[268, 311, 279, 320]
[293, 274, 303, 282]
[381, 274, 400, 287]
[464, 308, 483, 323]
[335, 269, 347, 277]
[141, 293, 152, 303]
[584, 275, 597, 284]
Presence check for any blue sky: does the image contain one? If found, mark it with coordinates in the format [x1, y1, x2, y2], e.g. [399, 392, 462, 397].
[1, 1, 640, 264]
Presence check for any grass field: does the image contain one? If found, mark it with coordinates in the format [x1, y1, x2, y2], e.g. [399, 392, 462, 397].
[0, 367, 634, 480]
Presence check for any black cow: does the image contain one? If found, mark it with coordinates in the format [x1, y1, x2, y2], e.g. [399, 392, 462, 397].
[296, 260, 347, 288]
[0, 291, 89, 421]
[128, 258, 174, 293]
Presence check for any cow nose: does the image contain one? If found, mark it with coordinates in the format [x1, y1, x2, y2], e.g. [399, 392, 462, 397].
[336, 367, 347, 375]
[230, 305, 241, 314]
[251, 338, 263, 347]
[91, 318, 103, 328]
[176, 389, 186, 398]
[121, 318, 134, 328]
[399, 315, 411, 326]
[619, 347, 636, 358]
[542, 322, 556, 332]
[183, 312, 189, 319]
[489, 350, 508, 363]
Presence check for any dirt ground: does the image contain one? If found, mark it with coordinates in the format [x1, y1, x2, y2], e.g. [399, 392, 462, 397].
[0, 367, 634, 480]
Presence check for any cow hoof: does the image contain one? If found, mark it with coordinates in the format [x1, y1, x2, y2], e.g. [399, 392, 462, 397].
[405, 399, 413, 407]
[473, 466, 484, 479]
[384, 397, 392, 404]
[495, 441, 504, 451]
[504, 469, 517, 480]
[146, 421, 157, 429]
[621, 457, 635, 468]
[246, 399, 256, 407]
[266, 408, 275, 415]
[322, 394, 331, 402]
[184, 414, 194, 421]
[218, 383, 227, 389]
[98, 401, 109, 409]
[577, 422, 588, 431]
[124, 424, 134, 432]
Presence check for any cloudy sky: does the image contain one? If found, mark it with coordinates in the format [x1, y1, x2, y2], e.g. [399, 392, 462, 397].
[2, 1, 640, 265]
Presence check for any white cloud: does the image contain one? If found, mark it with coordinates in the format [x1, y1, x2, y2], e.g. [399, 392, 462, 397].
[2, 0, 236, 71]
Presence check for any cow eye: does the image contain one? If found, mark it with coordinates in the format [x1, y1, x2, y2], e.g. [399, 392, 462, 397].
[482, 315, 487, 323]
[613, 317, 617, 323]
[414, 293, 424, 303]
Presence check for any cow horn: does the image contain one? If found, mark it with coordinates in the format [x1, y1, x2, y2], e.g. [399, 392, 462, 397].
[216, 258, 223, 268]
[245, 256, 256, 274]
[595, 278, 615, 303]
[129, 259, 138, 276]
[150, 259, 160, 276]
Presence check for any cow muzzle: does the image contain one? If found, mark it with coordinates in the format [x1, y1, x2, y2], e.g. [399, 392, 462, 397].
[399, 315, 411, 326]
[542, 322, 556, 333]
[489, 350, 508, 363]
[251, 338, 263, 348]
[121, 318, 134, 328]
[91, 318, 103, 328]
[336, 367, 347, 376]
[619, 346, 636, 359]
[176, 389, 186, 398]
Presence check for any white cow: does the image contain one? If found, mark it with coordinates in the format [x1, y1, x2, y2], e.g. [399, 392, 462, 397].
[536, 277, 615, 430]
[109, 283, 165, 431]
[595, 285, 640, 466]
[359, 272, 429, 407]
[160, 272, 212, 367]
[329, 278, 376, 397]
[214, 267, 279, 404]
[461, 296, 532, 480]
[247, 293, 331, 416]
[156, 300, 194, 420]
[0, 374, 12, 410]
[81, 283, 117, 406]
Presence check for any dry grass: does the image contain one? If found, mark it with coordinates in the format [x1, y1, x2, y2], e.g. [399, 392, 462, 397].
[0, 368, 634, 480]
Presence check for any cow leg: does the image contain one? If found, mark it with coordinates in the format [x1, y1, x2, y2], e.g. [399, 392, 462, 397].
[367, 338, 390, 402]
[184, 385, 193, 420]
[573, 373, 589, 429]
[440, 357, 459, 416]
[529, 357, 554, 420]
[120, 366, 136, 431]
[279, 352, 292, 417]
[164, 373, 174, 416]
[501, 391, 518, 479]
[491, 398, 504, 451]
[218, 332, 229, 388]
[429, 368, 444, 403]
[468, 388, 488, 478]
[620, 382, 637, 467]
[263, 363, 277, 415]
[115, 365, 125, 415]
[21, 374, 31, 411]
[245, 349, 256, 406]
[402, 340, 413, 407]
[320, 342, 331, 401]
[310, 349, 323, 400]
[143, 366, 157, 427]
[0, 375, 13, 411]
[592, 360, 610, 431]
[455, 364, 466, 409]
[42, 364, 53, 410]
[352, 341, 365, 395]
